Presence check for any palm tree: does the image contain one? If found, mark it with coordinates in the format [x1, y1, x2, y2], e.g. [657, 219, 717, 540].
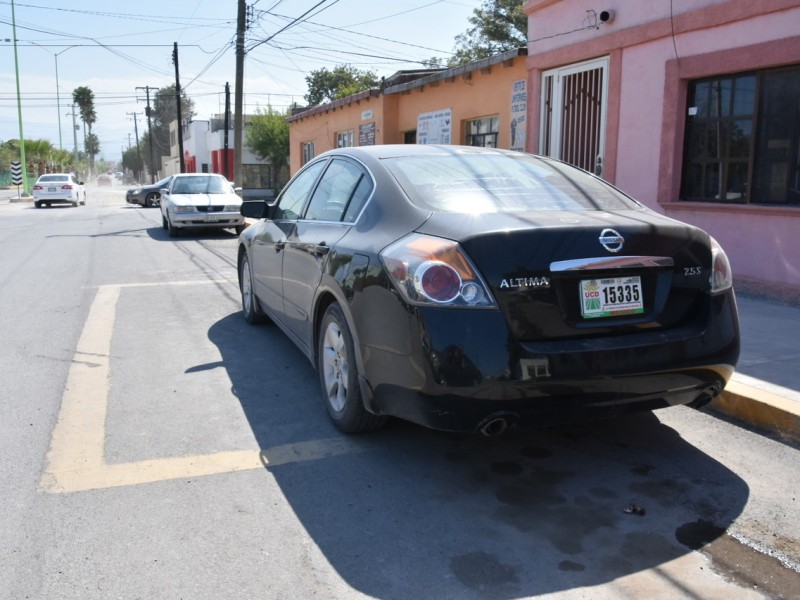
[72, 86, 97, 174]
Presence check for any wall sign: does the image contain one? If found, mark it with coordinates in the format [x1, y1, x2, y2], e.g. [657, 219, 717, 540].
[417, 109, 451, 145]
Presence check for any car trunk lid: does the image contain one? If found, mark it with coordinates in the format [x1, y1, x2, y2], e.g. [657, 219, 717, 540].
[416, 209, 712, 341]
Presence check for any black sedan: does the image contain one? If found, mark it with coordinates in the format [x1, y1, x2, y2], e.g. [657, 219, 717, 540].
[237, 145, 739, 435]
[126, 176, 172, 208]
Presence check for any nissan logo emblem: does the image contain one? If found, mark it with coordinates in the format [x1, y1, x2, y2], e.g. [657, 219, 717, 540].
[599, 228, 624, 253]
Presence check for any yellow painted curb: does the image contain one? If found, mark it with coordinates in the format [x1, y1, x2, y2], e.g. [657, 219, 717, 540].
[710, 379, 800, 445]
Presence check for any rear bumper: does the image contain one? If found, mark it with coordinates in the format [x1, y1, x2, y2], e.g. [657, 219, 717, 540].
[33, 194, 76, 203]
[357, 290, 740, 433]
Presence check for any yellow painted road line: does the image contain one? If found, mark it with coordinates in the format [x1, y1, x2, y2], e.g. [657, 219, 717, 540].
[39, 283, 362, 494]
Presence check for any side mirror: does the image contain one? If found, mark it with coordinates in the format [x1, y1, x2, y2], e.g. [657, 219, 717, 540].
[159, 188, 169, 195]
[240, 200, 268, 219]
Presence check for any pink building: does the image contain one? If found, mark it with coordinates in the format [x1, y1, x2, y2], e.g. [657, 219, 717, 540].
[289, 0, 800, 302]
[524, 0, 800, 302]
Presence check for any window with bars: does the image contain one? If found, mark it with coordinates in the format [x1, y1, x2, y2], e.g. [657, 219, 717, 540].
[302, 142, 315, 166]
[336, 130, 355, 148]
[465, 116, 499, 148]
[682, 66, 800, 205]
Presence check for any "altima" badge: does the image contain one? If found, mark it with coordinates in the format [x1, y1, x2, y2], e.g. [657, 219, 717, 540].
[499, 277, 551, 289]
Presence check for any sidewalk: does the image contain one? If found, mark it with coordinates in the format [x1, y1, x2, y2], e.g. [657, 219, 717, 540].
[710, 293, 800, 445]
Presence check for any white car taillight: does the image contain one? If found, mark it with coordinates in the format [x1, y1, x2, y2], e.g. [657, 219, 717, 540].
[710, 236, 733, 294]
[380, 233, 496, 308]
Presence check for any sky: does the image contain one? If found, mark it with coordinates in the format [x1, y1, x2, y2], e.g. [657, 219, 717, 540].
[0, 0, 484, 163]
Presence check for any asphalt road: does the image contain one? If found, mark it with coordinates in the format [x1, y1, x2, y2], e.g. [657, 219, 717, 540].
[1, 184, 799, 599]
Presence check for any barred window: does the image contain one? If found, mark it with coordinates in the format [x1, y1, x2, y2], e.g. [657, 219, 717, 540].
[336, 130, 355, 148]
[301, 142, 315, 166]
[465, 116, 499, 148]
[682, 66, 800, 205]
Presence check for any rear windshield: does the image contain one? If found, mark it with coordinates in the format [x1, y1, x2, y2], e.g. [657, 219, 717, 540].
[39, 175, 69, 183]
[383, 153, 641, 213]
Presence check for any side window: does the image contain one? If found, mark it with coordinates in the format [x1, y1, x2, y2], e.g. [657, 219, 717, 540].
[274, 160, 326, 220]
[304, 159, 373, 222]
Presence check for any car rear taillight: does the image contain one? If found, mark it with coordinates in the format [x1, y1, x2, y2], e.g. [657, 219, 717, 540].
[62, 185, 74, 190]
[33, 185, 43, 191]
[381, 233, 496, 308]
[415, 261, 461, 303]
[710, 236, 733, 294]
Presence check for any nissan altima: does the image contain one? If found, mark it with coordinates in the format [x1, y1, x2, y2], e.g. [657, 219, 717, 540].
[237, 145, 740, 435]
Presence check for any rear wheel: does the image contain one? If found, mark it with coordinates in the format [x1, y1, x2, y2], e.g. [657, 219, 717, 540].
[34, 201, 41, 208]
[318, 303, 387, 433]
[239, 253, 268, 324]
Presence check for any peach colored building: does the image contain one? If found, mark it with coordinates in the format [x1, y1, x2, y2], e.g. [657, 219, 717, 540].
[288, 0, 800, 302]
[287, 49, 529, 174]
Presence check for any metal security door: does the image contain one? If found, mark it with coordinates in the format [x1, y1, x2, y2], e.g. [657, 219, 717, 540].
[540, 58, 609, 176]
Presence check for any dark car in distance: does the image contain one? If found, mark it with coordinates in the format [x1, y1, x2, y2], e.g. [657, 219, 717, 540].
[126, 176, 172, 208]
[237, 145, 740, 435]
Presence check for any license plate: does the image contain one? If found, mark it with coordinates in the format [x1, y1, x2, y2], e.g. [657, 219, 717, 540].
[48, 187, 57, 192]
[580, 276, 644, 319]
[204, 215, 219, 222]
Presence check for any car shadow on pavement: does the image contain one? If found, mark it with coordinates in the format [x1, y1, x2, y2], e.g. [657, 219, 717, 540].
[146, 226, 240, 242]
[208, 312, 750, 598]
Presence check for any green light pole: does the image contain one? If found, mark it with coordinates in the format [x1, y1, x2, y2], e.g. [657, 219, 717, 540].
[11, 0, 29, 196]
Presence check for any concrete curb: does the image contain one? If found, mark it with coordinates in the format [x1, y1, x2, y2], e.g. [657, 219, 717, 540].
[710, 375, 800, 445]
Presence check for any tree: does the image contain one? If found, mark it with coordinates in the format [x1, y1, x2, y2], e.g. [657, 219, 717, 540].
[447, 0, 527, 66]
[304, 65, 381, 106]
[245, 106, 290, 188]
[121, 146, 144, 180]
[85, 133, 100, 166]
[72, 86, 97, 173]
[141, 84, 194, 178]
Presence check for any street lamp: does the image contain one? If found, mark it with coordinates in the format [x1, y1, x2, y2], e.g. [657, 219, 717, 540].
[31, 42, 77, 151]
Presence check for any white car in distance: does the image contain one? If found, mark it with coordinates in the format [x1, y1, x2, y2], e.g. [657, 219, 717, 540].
[32, 173, 86, 208]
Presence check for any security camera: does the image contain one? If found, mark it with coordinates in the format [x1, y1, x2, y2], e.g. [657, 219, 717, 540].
[599, 10, 615, 23]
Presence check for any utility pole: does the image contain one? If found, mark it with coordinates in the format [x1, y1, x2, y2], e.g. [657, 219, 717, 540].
[11, 0, 29, 195]
[234, 0, 246, 187]
[136, 85, 158, 183]
[127, 112, 143, 182]
[224, 82, 230, 180]
[172, 43, 185, 173]
[67, 104, 79, 169]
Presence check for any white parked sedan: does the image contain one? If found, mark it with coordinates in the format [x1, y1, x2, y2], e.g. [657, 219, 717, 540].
[159, 173, 245, 237]
[32, 173, 86, 208]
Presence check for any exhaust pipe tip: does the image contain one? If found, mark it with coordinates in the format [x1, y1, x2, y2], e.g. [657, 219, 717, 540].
[478, 413, 519, 437]
[689, 383, 722, 409]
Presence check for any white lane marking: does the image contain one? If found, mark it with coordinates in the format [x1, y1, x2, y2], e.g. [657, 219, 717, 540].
[40, 282, 362, 494]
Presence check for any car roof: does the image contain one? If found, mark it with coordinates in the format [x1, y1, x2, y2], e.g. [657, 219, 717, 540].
[319, 144, 520, 161]
[171, 173, 225, 178]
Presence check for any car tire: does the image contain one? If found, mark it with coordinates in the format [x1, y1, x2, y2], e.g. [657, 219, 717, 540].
[72, 200, 78, 207]
[145, 193, 158, 208]
[82, 193, 86, 206]
[34, 201, 41, 208]
[161, 215, 168, 230]
[318, 303, 387, 433]
[166, 214, 180, 237]
[239, 252, 268, 324]
[235, 224, 246, 235]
